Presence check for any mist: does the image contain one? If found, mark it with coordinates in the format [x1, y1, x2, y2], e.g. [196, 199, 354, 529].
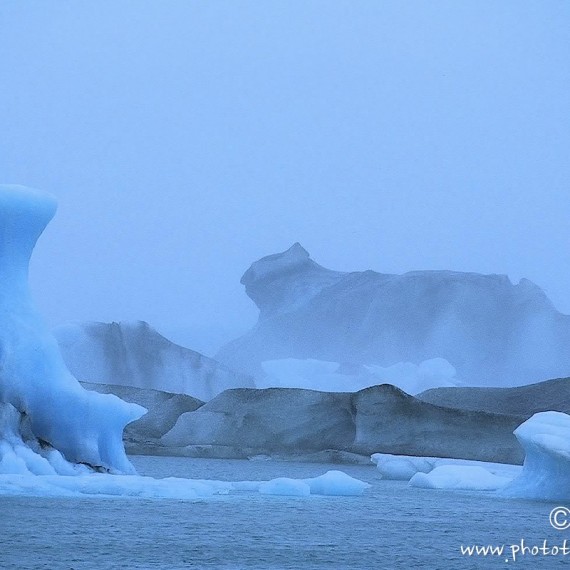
[1, 1, 568, 354]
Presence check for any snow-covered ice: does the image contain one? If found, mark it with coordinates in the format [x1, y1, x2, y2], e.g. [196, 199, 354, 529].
[409, 465, 511, 491]
[0, 185, 145, 475]
[371, 453, 516, 492]
[303, 469, 370, 496]
[501, 411, 570, 501]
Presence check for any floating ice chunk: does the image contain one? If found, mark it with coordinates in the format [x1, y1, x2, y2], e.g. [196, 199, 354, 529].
[303, 470, 370, 496]
[501, 411, 570, 501]
[231, 470, 371, 497]
[409, 465, 511, 491]
[371, 454, 438, 480]
[259, 478, 311, 496]
[0, 470, 369, 499]
[371, 452, 521, 482]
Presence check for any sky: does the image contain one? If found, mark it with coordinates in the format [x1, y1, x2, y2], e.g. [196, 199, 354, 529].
[1, 1, 569, 355]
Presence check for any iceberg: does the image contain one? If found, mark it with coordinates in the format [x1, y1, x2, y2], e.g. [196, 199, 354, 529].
[217, 244, 570, 387]
[409, 465, 511, 491]
[0, 185, 145, 475]
[371, 453, 439, 481]
[0, 186, 372, 502]
[161, 385, 524, 464]
[370, 453, 521, 482]
[55, 320, 255, 401]
[374, 412, 570, 500]
[303, 470, 370, 496]
[501, 411, 570, 501]
[260, 471, 371, 498]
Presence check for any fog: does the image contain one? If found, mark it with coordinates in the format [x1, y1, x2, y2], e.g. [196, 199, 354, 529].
[1, 1, 568, 354]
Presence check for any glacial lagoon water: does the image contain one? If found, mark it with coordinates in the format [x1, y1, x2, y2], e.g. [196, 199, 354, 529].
[1, 456, 569, 569]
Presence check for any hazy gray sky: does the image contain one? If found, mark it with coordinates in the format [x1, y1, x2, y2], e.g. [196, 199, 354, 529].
[1, 1, 569, 354]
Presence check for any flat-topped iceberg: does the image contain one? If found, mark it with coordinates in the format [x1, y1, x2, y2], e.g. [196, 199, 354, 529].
[0, 185, 145, 475]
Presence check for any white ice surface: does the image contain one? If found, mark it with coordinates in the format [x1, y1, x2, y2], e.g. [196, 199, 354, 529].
[0, 470, 369, 499]
[260, 357, 457, 395]
[371, 453, 439, 480]
[303, 469, 370, 496]
[0, 186, 145, 474]
[501, 411, 570, 501]
[409, 465, 511, 491]
[371, 453, 521, 482]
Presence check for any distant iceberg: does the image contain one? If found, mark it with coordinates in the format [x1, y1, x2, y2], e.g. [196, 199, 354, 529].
[55, 320, 255, 401]
[0, 469, 369, 499]
[217, 243, 570, 387]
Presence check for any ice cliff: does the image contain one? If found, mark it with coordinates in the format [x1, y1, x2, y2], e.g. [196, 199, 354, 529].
[0, 185, 144, 474]
[217, 244, 570, 386]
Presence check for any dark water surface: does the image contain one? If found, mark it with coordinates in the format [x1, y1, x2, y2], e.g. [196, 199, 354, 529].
[0, 456, 568, 569]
